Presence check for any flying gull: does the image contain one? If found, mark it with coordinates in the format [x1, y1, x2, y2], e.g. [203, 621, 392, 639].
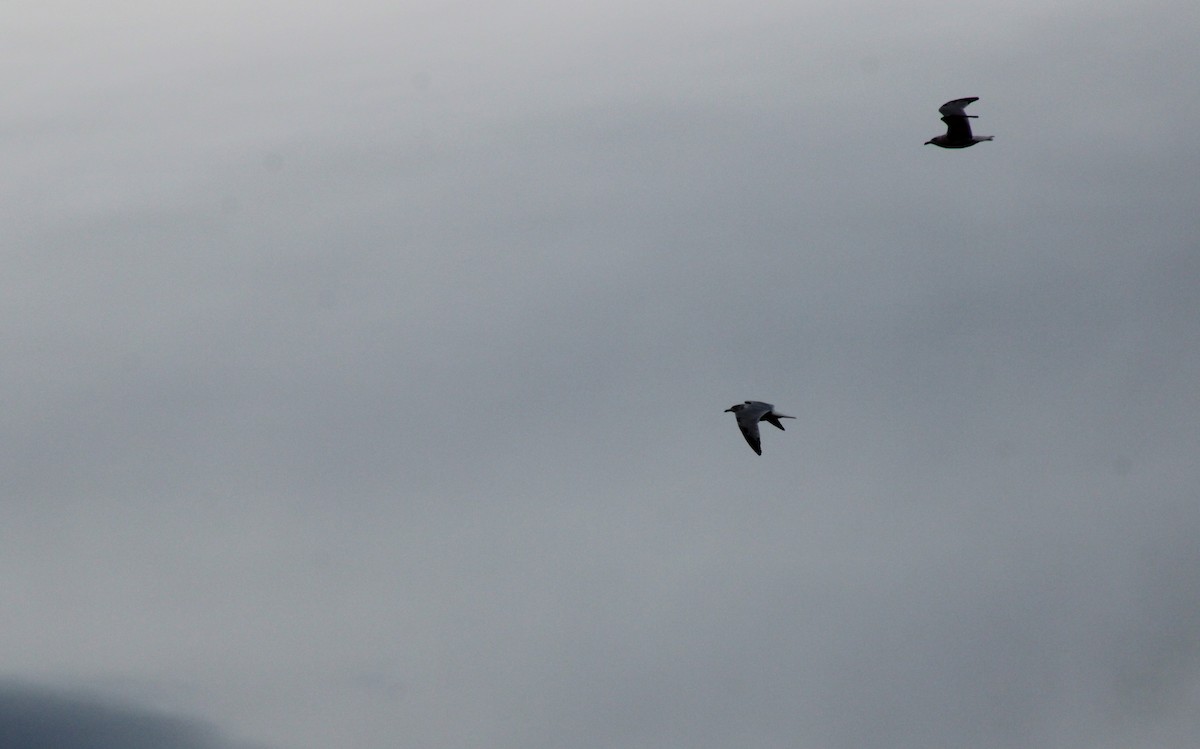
[925, 97, 993, 148]
[724, 401, 795, 455]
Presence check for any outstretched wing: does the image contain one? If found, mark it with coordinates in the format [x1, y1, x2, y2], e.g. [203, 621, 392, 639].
[940, 113, 975, 142]
[938, 97, 979, 143]
[734, 402, 772, 455]
[737, 418, 762, 455]
[938, 97, 979, 118]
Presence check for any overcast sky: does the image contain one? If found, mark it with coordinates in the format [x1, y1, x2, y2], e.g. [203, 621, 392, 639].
[3, 2, 1199, 748]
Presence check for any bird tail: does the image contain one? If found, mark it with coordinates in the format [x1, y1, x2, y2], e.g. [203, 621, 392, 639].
[978, 135, 995, 141]
[765, 413, 796, 430]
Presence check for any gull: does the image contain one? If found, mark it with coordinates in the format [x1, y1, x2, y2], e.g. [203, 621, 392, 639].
[925, 97, 993, 148]
[724, 401, 795, 455]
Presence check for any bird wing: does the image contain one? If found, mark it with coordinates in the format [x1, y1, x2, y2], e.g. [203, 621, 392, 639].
[736, 417, 763, 455]
[763, 414, 788, 431]
[740, 401, 774, 417]
[940, 113, 975, 142]
[938, 97, 979, 142]
[734, 402, 773, 455]
[938, 97, 979, 118]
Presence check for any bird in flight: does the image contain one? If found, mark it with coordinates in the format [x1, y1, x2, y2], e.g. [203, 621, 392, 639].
[925, 97, 993, 148]
[724, 401, 795, 455]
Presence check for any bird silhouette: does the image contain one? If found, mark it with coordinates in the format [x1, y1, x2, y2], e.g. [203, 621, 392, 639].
[724, 401, 795, 455]
[925, 97, 993, 148]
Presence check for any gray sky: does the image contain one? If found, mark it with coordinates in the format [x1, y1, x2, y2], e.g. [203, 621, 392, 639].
[3, 2, 1199, 748]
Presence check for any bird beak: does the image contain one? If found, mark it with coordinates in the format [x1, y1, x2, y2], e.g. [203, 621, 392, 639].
[724, 407, 734, 412]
